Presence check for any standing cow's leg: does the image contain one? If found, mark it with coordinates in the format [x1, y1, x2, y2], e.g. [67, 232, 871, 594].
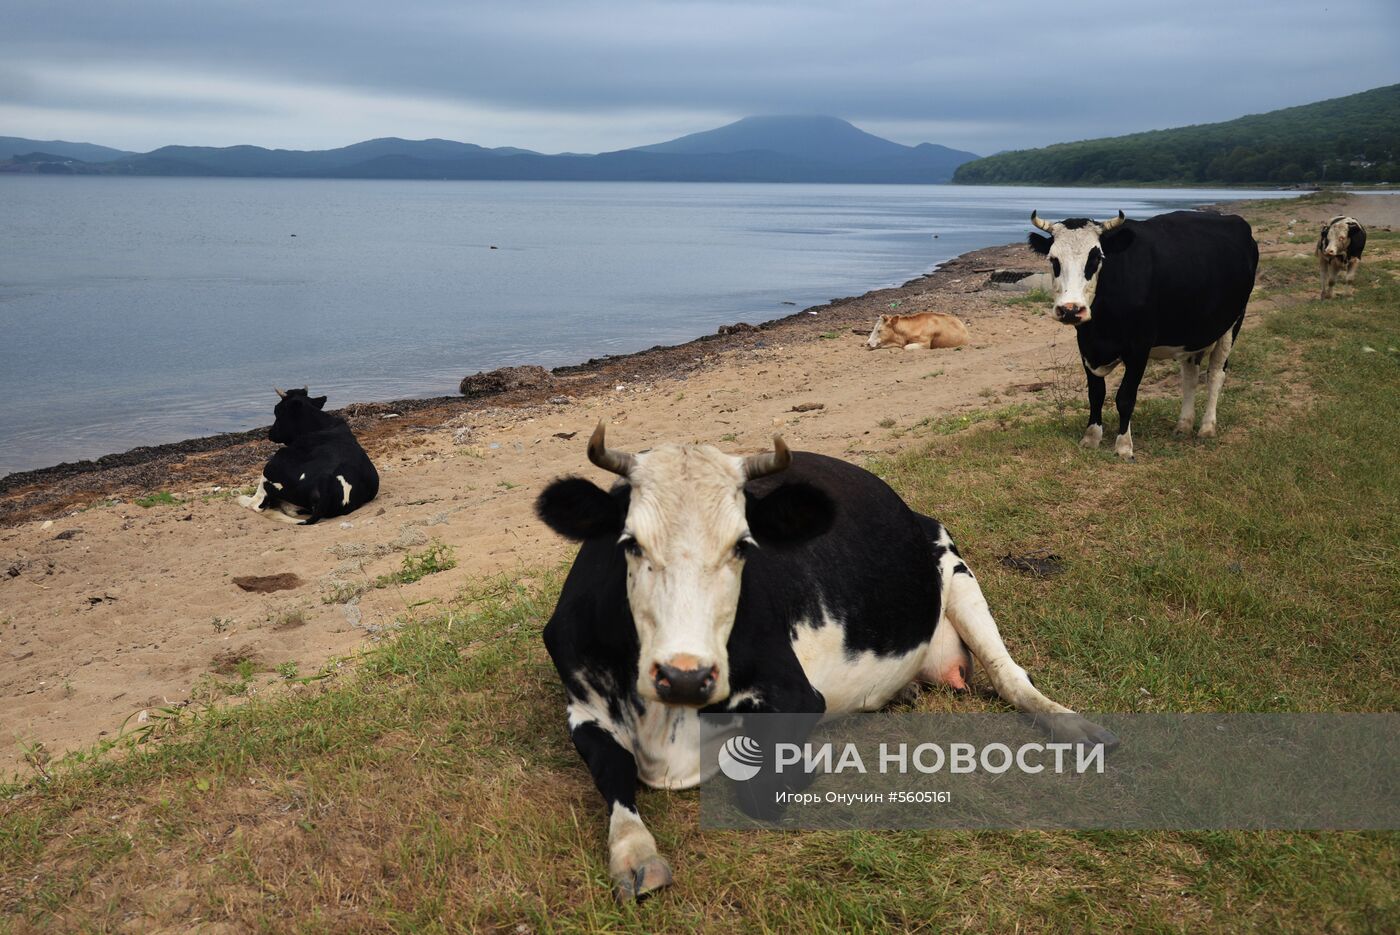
[1112, 354, 1148, 461]
[1319, 257, 1330, 299]
[1080, 367, 1106, 449]
[1345, 256, 1360, 285]
[1198, 326, 1237, 439]
[570, 722, 672, 902]
[938, 553, 1116, 748]
[1175, 356, 1200, 435]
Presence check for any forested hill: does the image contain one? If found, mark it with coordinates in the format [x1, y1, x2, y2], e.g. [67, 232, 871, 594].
[953, 84, 1399, 186]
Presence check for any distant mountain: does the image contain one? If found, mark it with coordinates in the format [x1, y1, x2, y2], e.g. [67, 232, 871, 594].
[0, 136, 132, 162]
[634, 116, 978, 180]
[0, 118, 979, 183]
[637, 115, 909, 163]
[954, 83, 1400, 185]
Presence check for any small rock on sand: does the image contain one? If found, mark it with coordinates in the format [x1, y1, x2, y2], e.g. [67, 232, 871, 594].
[459, 365, 555, 397]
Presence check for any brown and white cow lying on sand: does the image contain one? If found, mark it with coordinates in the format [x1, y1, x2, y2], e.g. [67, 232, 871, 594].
[866, 311, 969, 350]
[1316, 215, 1366, 299]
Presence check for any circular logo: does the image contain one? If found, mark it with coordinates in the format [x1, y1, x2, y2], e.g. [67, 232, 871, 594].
[718, 735, 763, 781]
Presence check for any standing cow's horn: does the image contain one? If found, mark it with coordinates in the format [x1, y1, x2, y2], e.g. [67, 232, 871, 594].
[274, 386, 287, 399]
[742, 435, 792, 480]
[1101, 210, 1126, 232]
[1030, 210, 1054, 232]
[587, 420, 635, 477]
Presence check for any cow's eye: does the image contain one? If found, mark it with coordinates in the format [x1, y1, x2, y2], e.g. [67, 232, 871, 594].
[1084, 247, 1102, 279]
[1050, 257, 1061, 277]
[619, 535, 643, 557]
[733, 536, 757, 559]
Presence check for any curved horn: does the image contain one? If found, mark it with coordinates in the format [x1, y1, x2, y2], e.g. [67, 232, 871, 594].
[1100, 210, 1126, 232]
[742, 435, 791, 480]
[274, 386, 287, 399]
[587, 420, 635, 477]
[1031, 210, 1054, 232]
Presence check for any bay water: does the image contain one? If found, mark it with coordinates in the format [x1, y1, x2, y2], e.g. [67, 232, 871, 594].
[0, 177, 1298, 475]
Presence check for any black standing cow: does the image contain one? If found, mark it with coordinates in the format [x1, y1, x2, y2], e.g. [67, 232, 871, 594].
[1316, 214, 1366, 299]
[536, 422, 1115, 901]
[237, 387, 379, 524]
[1027, 210, 1258, 460]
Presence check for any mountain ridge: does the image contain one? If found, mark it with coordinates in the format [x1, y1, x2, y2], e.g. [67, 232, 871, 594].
[0, 117, 979, 183]
[953, 83, 1400, 185]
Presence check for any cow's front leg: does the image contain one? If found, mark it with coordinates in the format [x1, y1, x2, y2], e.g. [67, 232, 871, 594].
[1080, 368, 1106, 449]
[238, 476, 273, 512]
[570, 722, 672, 902]
[1345, 257, 1360, 284]
[941, 563, 1117, 749]
[1319, 259, 1334, 299]
[1112, 355, 1147, 460]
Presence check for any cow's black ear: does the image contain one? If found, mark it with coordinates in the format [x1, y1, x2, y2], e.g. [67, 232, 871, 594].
[746, 482, 836, 547]
[536, 476, 624, 541]
[1027, 232, 1052, 255]
[311, 395, 328, 409]
[1101, 227, 1135, 254]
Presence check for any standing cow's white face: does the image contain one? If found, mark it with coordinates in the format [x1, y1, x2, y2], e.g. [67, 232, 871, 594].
[1027, 211, 1131, 325]
[1319, 216, 1354, 258]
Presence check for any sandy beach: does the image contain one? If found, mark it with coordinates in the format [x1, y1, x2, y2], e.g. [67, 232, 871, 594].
[2, 192, 1395, 775]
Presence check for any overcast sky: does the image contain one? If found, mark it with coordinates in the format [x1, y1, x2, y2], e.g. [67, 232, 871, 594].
[2, 1, 1397, 156]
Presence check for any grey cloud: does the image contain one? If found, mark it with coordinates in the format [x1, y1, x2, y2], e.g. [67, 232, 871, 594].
[2, 0, 1397, 153]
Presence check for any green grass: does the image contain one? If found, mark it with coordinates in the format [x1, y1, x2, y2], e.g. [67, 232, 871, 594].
[1, 239, 1396, 931]
[376, 541, 457, 588]
[133, 491, 177, 508]
[322, 542, 460, 604]
[1002, 286, 1053, 306]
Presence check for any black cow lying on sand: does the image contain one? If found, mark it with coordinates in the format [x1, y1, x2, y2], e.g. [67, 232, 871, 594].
[238, 387, 379, 525]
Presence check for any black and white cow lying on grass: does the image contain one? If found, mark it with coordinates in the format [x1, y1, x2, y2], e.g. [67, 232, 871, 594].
[1316, 215, 1366, 299]
[1027, 210, 1259, 460]
[237, 387, 379, 525]
[536, 423, 1115, 901]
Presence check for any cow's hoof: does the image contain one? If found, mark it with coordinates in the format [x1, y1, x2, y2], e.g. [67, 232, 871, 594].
[614, 855, 673, 903]
[1198, 424, 1217, 439]
[1174, 420, 1193, 436]
[1079, 425, 1104, 449]
[1047, 714, 1120, 752]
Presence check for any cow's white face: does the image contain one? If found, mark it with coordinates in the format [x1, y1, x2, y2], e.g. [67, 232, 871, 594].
[1320, 217, 1353, 258]
[1027, 211, 1129, 326]
[621, 444, 752, 705]
[535, 424, 830, 708]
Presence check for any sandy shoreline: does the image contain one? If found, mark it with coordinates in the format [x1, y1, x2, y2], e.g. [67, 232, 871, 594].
[3, 193, 1394, 775]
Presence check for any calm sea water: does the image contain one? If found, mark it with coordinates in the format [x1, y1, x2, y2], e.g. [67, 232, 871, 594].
[0, 178, 1299, 476]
